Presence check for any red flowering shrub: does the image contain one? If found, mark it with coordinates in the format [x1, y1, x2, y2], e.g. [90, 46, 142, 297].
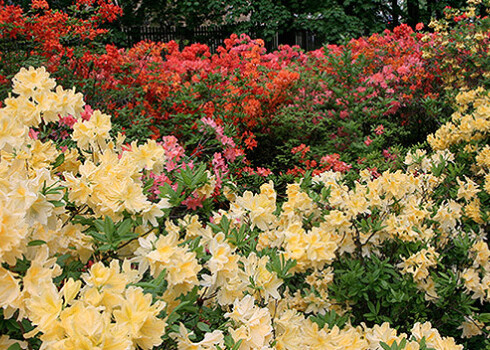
[0, 0, 488, 182]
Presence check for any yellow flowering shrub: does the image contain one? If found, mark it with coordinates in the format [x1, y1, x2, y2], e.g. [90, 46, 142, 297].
[2, 66, 488, 349]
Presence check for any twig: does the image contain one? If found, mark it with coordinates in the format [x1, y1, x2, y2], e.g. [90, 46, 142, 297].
[62, 204, 89, 226]
[16, 320, 33, 350]
[116, 225, 156, 251]
[426, 292, 490, 338]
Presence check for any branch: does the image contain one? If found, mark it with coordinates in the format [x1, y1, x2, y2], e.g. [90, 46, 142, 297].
[17, 320, 33, 350]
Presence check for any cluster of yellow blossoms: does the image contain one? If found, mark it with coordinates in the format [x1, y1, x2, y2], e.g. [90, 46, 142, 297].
[427, 87, 490, 305]
[397, 246, 439, 300]
[428, 87, 490, 194]
[462, 240, 490, 303]
[2, 67, 486, 349]
[424, 1, 490, 88]
[0, 67, 170, 350]
[24, 252, 166, 349]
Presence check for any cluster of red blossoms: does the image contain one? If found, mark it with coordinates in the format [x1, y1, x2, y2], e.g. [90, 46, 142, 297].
[0, 0, 488, 182]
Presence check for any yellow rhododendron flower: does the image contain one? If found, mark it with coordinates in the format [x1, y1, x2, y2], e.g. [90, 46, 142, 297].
[241, 252, 282, 300]
[72, 110, 111, 150]
[195, 171, 216, 198]
[0, 109, 27, 151]
[145, 231, 179, 276]
[398, 246, 439, 282]
[456, 176, 480, 201]
[55, 302, 131, 350]
[232, 182, 277, 230]
[113, 287, 166, 349]
[12, 66, 56, 98]
[364, 322, 407, 349]
[81, 260, 132, 310]
[126, 139, 166, 172]
[225, 294, 273, 350]
[61, 278, 82, 306]
[25, 282, 63, 337]
[458, 317, 484, 338]
[0, 335, 27, 350]
[167, 250, 201, 286]
[0, 267, 21, 311]
[63, 147, 160, 221]
[172, 323, 225, 350]
[0, 198, 28, 265]
[6, 67, 83, 128]
[22, 246, 62, 297]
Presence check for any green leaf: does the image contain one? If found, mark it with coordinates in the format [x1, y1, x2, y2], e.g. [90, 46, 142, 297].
[143, 177, 154, 192]
[231, 339, 243, 350]
[7, 343, 22, 350]
[117, 218, 133, 236]
[380, 338, 407, 350]
[266, 252, 297, 280]
[28, 240, 46, 246]
[51, 153, 65, 168]
[379, 342, 392, 350]
[98, 244, 112, 251]
[197, 322, 211, 332]
[90, 232, 107, 242]
[224, 334, 235, 348]
[479, 313, 490, 323]
[166, 300, 191, 325]
[4, 319, 19, 332]
[367, 301, 377, 315]
[103, 216, 115, 239]
[94, 219, 105, 234]
[50, 200, 65, 207]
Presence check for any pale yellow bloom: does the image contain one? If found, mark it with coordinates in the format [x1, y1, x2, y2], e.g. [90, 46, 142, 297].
[241, 252, 282, 300]
[25, 282, 63, 337]
[398, 246, 439, 282]
[12, 66, 55, 98]
[456, 176, 480, 201]
[458, 317, 484, 338]
[365, 322, 406, 349]
[225, 294, 273, 350]
[0, 335, 27, 350]
[81, 260, 130, 311]
[61, 278, 82, 305]
[172, 323, 225, 350]
[72, 110, 111, 150]
[113, 287, 166, 349]
[0, 267, 21, 311]
[0, 197, 28, 264]
[0, 109, 27, 151]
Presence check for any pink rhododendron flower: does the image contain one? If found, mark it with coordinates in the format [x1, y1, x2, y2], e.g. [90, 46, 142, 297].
[383, 149, 397, 161]
[182, 194, 204, 210]
[81, 105, 93, 121]
[59, 115, 77, 128]
[28, 129, 39, 140]
[256, 167, 272, 177]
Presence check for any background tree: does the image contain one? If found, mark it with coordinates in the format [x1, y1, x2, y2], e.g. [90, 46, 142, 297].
[221, 0, 291, 41]
[211, 0, 391, 44]
[116, 0, 227, 29]
[293, 0, 389, 44]
[13, 0, 478, 47]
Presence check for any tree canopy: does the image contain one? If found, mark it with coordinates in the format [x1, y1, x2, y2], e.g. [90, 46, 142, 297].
[15, 0, 476, 44]
[113, 0, 473, 43]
